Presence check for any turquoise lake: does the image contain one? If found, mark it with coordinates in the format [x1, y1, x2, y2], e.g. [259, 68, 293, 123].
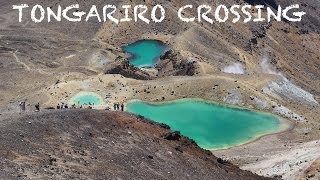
[122, 40, 168, 68]
[126, 99, 287, 150]
[69, 92, 103, 106]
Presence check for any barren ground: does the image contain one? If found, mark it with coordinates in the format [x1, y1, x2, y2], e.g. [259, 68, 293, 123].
[0, 0, 319, 179]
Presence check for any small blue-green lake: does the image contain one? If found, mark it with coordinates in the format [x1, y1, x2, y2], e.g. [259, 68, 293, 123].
[69, 92, 104, 106]
[127, 99, 288, 150]
[122, 40, 168, 68]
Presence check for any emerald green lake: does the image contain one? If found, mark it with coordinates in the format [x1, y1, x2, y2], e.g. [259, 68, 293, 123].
[127, 99, 286, 150]
[122, 40, 168, 68]
[69, 92, 103, 106]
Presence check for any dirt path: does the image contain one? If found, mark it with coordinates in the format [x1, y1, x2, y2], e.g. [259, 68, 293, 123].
[12, 52, 31, 71]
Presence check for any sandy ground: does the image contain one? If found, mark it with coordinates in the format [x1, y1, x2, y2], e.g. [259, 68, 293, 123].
[242, 140, 320, 179]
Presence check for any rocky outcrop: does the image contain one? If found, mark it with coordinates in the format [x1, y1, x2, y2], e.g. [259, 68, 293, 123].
[157, 50, 197, 77]
[105, 60, 153, 80]
[104, 50, 197, 80]
[163, 131, 182, 141]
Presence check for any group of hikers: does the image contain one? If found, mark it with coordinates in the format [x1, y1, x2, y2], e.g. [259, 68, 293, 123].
[57, 103, 96, 110]
[19, 101, 40, 113]
[19, 101, 125, 113]
[113, 103, 125, 111]
[56, 103, 71, 109]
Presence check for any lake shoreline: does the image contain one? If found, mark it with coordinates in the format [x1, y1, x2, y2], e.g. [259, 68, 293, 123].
[122, 39, 169, 68]
[126, 98, 294, 151]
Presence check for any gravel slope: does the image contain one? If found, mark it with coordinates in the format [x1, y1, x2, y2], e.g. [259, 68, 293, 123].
[0, 110, 268, 179]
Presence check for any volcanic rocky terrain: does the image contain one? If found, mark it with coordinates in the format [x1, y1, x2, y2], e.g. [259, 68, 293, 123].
[0, 110, 269, 179]
[0, 0, 319, 179]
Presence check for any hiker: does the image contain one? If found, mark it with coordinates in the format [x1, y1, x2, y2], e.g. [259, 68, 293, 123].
[60, 103, 64, 109]
[64, 104, 69, 109]
[57, 104, 60, 109]
[113, 103, 117, 111]
[116, 103, 120, 111]
[35, 103, 40, 112]
[19, 102, 23, 112]
[22, 102, 26, 112]
[19, 101, 26, 113]
[121, 104, 124, 111]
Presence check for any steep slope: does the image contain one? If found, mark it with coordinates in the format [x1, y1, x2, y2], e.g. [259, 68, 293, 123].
[0, 0, 319, 179]
[0, 110, 268, 179]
